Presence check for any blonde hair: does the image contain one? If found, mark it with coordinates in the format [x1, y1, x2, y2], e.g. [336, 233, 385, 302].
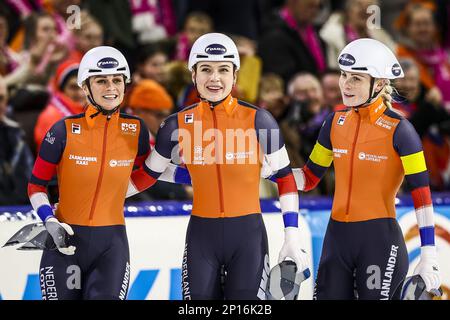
[380, 80, 393, 109]
[259, 73, 284, 96]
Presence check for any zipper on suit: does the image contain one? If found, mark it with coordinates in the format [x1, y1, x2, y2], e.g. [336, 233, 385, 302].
[211, 105, 225, 216]
[345, 110, 361, 222]
[89, 115, 111, 223]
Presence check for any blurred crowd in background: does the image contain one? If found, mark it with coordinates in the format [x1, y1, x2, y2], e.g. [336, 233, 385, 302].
[1, 0, 450, 205]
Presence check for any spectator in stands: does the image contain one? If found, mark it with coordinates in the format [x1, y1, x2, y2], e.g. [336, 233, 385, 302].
[7, 12, 68, 155]
[186, 0, 267, 40]
[287, 72, 333, 194]
[134, 43, 169, 86]
[232, 34, 262, 104]
[393, 58, 450, 138]
[258, 73, 303, 169]
[125, 79, 191, 201]
[68, 11, 104, 62]
[0, 12, 21, 77]
[435, 0, 450, 50]
[44, 0, 81, 51]
[0, 76, 34, 205]
[166, 12, 214, 108]
[319, 0, 396, 69]
[258, 0, 327, 83]
[127, 79, 173, 148]
[5, 12, 67, 94]
[320, 69, 342, 110]
[34, 59, 85, 151]
[129, 0, 177, 44]
[392, 58, 450, 195]
[287, 73, 330, 159]
[0, 0, 42, 54]
[165, 60, 198, 110]
[396, 1, 450, 111]
[422, 120, 450, 191]
[83, 0, 135, 57]
[174, 11, 213, 61]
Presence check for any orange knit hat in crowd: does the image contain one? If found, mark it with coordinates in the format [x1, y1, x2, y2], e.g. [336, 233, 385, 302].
[128, 79, 174, 111]
[53, 59, 80, 92]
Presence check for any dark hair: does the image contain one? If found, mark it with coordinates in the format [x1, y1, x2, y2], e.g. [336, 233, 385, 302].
[136, 43, 168, 66]
[0, 10, 8, 21]
[23, 12, 54, 49]
[319, 68, 341, 80]
[59, 69, 79, 91]
[183, 11, 213, 30]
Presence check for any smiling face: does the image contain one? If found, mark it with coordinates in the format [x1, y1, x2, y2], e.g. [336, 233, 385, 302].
[83, 74, 125, 110]
[339, 71, 385, 107]
[193, 61, 236, 102]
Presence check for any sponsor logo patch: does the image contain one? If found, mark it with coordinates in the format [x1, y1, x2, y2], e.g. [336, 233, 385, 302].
[184, 113, 194, 124]
[225, 151, 254, 160]
[338, 53, 356, 66]
[71, 123, 81, 134]
[109, 159, 134, 167]
[205, 44, 227, 55]
[375, 117, 395, 130]
[333, 148, 348, 158]
[97, 57, 119, 69]
[337, 114, 346, 125]
[45, 132, 56, 145]
[193, 146, 204, 165]
[69, 154, 97, 166]
[392, 63, 402, 77]
[358, 152, 388, 162]
[121, 123, 137, 135]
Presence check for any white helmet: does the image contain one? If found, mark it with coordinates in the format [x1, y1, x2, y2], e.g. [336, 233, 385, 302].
[77, 46, 131, 87]
[338, 38, 404, 79]
[188, 33, 240, 71]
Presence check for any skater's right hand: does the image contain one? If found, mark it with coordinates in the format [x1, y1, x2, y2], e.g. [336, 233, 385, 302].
[45, 217, 76, 255]
[278, 227, 311, 275]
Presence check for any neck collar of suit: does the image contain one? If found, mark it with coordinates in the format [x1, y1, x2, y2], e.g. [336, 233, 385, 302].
[352, 96, 386, 123]
[85, 104, 120, 128]
[199, 94, 237, 116]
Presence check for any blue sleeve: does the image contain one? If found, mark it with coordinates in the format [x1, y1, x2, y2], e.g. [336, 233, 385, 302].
[29, 120, 66, 187]
[38, 120, 67, 164]
[254, 108, 285, 154]
[305, 112, 334, 178]
[393, 119, 423, 156]
[394, 118, 429, 189]
[154, 113, 179, 159]
[174, 166, 192, 184]
[316, 112, 334, 150]
[137, 118, 150, 157]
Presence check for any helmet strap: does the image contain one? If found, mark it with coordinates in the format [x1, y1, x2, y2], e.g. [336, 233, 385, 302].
[86, 79, 121, 118]
[353, 77, 383, 109]
[192, 65, 234, 107]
